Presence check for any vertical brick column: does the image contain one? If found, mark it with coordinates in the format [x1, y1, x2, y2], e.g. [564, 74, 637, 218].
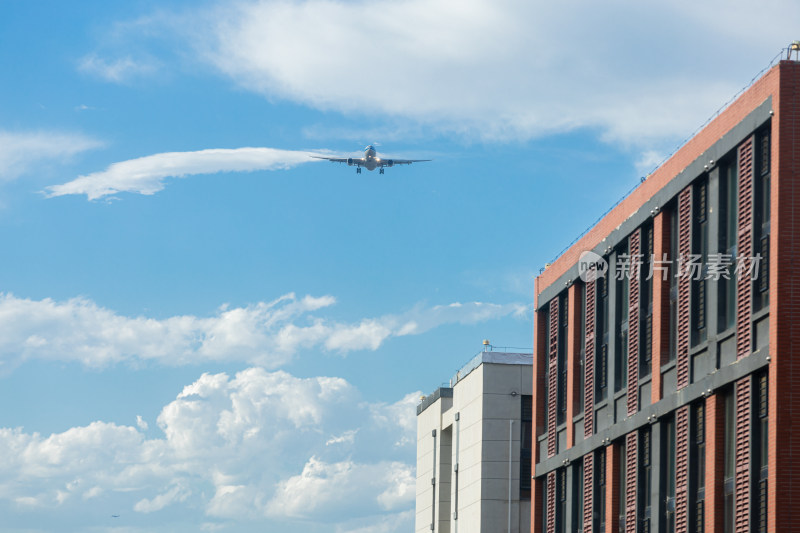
[566, 283, 583, 448]
[624, 432, 638, 533]
[675, 405, 690, 533]
[532, 477, 544, 533]
[606, 442, 621, 533]
[705, 393, 725, 533]
[770, 58, 800, 533]
[676, 187, 692, 390]
[651, 211, 671, 404]
[627, 230, 641, 416]
[583, 452, 594, 533]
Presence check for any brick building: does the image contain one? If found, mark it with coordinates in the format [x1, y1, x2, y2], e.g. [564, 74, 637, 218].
[531, 59, 800, 533]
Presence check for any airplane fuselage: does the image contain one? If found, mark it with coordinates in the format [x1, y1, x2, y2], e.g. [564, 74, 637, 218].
[363, 146, 379, 171]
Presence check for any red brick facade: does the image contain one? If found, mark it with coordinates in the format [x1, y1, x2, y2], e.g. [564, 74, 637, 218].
[566, 283, 582, 448]
[651, 211, 671, 404]
[769, 60, 800, 533]
[532, 61, 800, 533]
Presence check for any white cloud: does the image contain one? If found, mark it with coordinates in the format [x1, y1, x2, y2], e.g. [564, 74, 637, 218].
[326, 429, 358, 446]
[635, 149, 670, 177]
[0, 292, 525, 370]
[78, 54, 159, 83]
[369, 392, 418, 448]
[45, 147, 324, 200]
[191, 0, 797, 146]
[133, 485, 189, 513]
[136, 416, 149, 431]
[0, 368, 419, 529]
[0, 131, 102, 181]
[201, 523, 228, 532]
[376, 466, 415, 511]
[334, 511, 415, 533]
[265, 457, 414, 519]
[324, 320, 393, 352]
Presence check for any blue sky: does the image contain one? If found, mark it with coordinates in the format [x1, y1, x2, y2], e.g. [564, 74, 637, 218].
[0, 1, 796, 531]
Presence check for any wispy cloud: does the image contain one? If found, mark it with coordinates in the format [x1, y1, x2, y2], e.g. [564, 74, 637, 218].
[0, 368, 417, 530]
[635, 149, 669, 177]
[78, 54, 159, 83]
[0, 292, 526, 370]
[0, 130, 102, 181]
[45, 147, 324, 200]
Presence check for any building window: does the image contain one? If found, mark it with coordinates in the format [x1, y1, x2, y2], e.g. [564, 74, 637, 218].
[753, 128, 771, 311]
[520, 395, 532, 500]
[596, 447, 606, 533]
[558, 293, 568, 425]
[572, 459, 584, 533]
[718, 160, 738, 333]
[692, 178, 709, 345]
[544, 306, 551, 357]
[597, 276, 609, 402]
[662, 416, 676, 532]
[724, 389, 735, 533]
[615, 243, 629, 393]
[558, 468, 567, 533]
[691, 403, 706, 532]
[641, 222, 654, 379]
[754, 373, 768, 533]
[639, 428, 652, 533]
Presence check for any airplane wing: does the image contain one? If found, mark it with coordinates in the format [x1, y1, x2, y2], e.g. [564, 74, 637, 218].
[377, 158, 432, 167]
[310, 155, 366, 166]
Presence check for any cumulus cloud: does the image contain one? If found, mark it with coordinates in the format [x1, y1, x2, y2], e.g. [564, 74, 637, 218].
[0, 292, 331, 369]
[0, 292, 525, 370]
[0, 130, 102, 181]
[266, 457, 414, 518]
[0, 368, 418, 529]
[45, 147, 325, 200]
[189, 0, 798, 146]
[134, 485, 189, 513]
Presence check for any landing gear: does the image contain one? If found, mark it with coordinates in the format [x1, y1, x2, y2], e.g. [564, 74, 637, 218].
[379, 168, 384, 174]
[356, 167, 361, 174]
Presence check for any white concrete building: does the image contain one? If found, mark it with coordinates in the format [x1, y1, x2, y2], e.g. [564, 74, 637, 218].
[416, 350, 533, 533]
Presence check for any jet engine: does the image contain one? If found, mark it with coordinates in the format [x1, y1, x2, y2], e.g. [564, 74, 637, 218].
[386, 160, 394, 167]
[347, 158, 354, 166]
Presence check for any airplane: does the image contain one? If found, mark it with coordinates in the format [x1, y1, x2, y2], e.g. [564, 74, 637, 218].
[311, 145, 430, 174]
